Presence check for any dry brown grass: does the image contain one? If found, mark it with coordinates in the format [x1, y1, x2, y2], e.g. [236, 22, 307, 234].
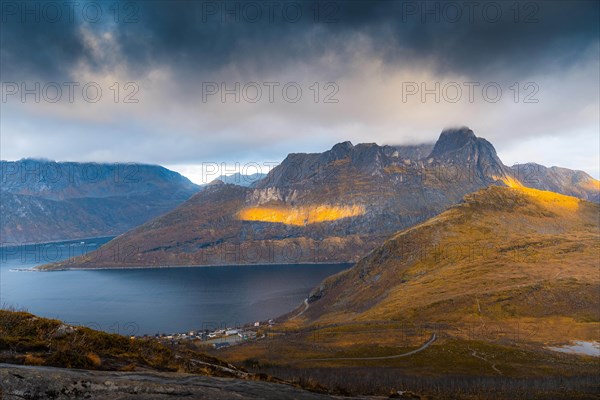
[0, 309, 245, 377]
[213, 187, 599, 379]
[86, 352, 102, 367]
[23, 353, 44, 366]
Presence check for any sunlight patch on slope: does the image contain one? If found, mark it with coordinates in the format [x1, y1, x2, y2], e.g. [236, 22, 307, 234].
[517, 187, 581, 211]
[237, 205, 365, 226]
[496, 175, 580, 211]
[498, 175, 524, 188]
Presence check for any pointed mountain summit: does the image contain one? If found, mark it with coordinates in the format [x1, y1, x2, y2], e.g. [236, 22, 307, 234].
[430, 126, 477, 156]
[38, 128, 599, 269]
[429, 127, 507, 177]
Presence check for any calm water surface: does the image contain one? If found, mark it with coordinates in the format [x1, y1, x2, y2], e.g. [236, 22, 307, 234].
[0, 238, 351, 335]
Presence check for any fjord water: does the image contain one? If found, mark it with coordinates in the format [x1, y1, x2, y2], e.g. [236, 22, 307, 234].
[0, 238, 350, 335]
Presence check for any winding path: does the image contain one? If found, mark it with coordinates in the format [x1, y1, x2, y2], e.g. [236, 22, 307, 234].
[307, 333, 437, 361]
[289, 298, 309, 320]
[469, 348, 502, 375]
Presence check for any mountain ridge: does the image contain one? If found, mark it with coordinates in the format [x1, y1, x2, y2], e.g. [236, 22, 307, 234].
[37, 128, 599, 269]
[1, 160, 200, 244]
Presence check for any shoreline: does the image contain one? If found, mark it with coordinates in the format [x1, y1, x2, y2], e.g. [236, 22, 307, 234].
[0, 235, 117, 249]
[32, 261, 355, 272]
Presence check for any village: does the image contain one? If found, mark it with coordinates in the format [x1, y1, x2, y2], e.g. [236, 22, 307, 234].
[132, 320, 275, 349]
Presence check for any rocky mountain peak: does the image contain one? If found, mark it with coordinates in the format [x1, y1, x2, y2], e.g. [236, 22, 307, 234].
[322, 141, 356, 164]
[330, 141, 354, 157]
[430, 127, 477, 157]
[425, 127, 509, 183]
[207, 178, 226, 186]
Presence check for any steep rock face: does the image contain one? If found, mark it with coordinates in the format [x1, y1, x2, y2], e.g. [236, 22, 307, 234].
[39, 128, 599, 269]
[1, 160, 200, 244]
[430, 127, 477, 157]
[391, 143, 434, 161]
[427, 127, 510, 183]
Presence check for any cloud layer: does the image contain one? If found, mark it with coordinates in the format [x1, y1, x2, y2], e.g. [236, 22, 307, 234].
[1, 0, 598, 179]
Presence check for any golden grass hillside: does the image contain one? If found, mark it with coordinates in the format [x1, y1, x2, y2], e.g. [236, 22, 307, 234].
[299, 186, 599, 329]
[214, 186, 599, 385]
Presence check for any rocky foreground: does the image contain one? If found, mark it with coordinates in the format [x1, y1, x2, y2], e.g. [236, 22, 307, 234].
[0, 364, 382, 400]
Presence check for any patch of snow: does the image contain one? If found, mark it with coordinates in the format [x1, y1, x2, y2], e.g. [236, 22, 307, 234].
[548, 341, 600, 357]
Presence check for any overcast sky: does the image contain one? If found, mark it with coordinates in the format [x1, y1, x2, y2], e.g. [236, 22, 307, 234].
[1, 0, 598, 183]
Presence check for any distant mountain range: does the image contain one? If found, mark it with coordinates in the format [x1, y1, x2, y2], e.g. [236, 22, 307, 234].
[214, 172, 267, 187]
[38, 127, 599, 269]
[1, 160, 200, 244]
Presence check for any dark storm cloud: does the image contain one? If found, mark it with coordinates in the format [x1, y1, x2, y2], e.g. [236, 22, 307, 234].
[1, 0, 598, 180]
[376, 0, 599, 77]
[0, 3, 86, 80]
[1, 0, 598, 82]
